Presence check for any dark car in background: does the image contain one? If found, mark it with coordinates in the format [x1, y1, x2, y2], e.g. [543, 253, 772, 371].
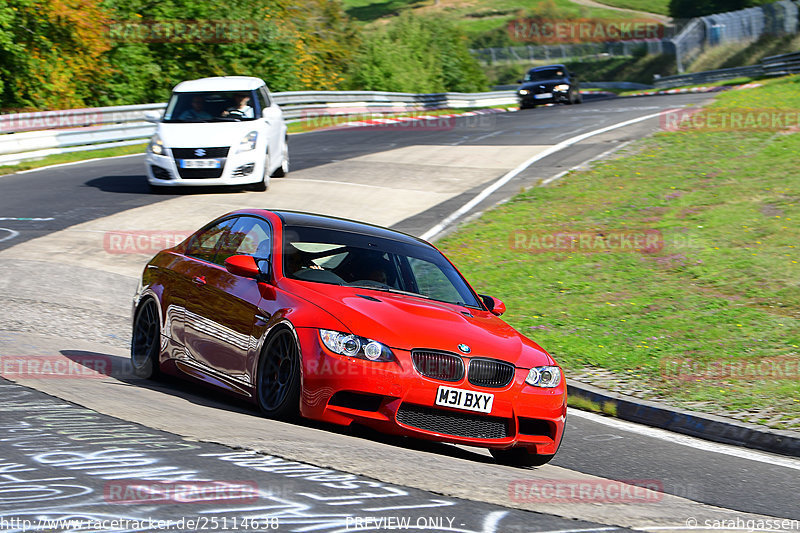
[517, 64, 582, 108]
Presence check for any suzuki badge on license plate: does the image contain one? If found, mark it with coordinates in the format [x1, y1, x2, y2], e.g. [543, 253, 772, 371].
[534, 93, 552, 100]
[179, 159, 221, 169]
[435, 385, 494, 414]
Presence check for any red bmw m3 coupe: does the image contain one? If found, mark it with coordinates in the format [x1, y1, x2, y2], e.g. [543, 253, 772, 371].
[132, 210, 566, 466]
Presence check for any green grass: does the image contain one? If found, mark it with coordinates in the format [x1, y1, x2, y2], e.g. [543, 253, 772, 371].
[590, 0, 670, 16]
[0, 143, 147, 176]
[438, 75, 800, 428]
[687, 34, 800, 73]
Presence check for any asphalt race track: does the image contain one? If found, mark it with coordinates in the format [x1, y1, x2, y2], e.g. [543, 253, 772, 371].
[1, 94, 798, 532]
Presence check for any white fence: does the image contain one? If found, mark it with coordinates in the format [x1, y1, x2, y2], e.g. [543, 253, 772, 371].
[0, 91, 517, 166]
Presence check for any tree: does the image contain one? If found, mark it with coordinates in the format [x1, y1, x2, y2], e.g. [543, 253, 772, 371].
[0, 0, 111, 110]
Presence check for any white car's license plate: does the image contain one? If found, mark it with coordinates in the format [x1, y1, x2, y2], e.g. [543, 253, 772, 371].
[435, 385, 494, 414]
[534, 93, 553, 99]
[179, 159, 221, 169]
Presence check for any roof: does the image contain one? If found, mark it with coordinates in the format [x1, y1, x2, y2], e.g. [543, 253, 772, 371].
[172, 76, 266, 93]
[273, 210, 428, 247]
[529, 64, 566, 71]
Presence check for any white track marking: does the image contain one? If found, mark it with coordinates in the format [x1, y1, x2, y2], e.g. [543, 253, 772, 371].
[0, 217, 55, 221]
[420, 111, 667, 241]
[568, 408, 800, 471]
[0, 228, 20, 243]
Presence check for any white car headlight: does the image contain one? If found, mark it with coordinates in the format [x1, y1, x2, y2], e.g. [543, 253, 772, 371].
[554, 84, 570, 92]
[525, 366, 561, 388]
[147, 134, 165, 156]
[319, 329, 394, 362]
[237, 131, 258, 153]
[519, 89, 530, 95]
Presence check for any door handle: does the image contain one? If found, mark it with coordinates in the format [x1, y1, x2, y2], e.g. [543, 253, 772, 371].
[192, 276, 206, 286]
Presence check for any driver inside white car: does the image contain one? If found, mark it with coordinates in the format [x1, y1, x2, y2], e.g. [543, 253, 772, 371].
[222, 93, 254, 119]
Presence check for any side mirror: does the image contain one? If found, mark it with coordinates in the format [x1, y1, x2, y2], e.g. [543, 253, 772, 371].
[480, 294, 506, 316]
[143, 110, 161, 123]
[225, 255, 261, 278]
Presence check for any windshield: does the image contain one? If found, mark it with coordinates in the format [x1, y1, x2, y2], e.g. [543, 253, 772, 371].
[524, 68, 565, 81]
[162, 91, 259, 123]
[282, 225, 482, 308]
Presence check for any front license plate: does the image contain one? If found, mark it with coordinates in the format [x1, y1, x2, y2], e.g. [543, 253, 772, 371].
[179, 159, 221, 169]
[533, 93, 553, 99]
[435, 385, 494, 414]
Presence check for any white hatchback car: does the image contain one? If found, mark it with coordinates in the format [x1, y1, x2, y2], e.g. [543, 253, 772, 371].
[144, 76, 288, 191]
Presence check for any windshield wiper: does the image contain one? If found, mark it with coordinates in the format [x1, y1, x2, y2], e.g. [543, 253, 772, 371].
[344, 284, 431, 299]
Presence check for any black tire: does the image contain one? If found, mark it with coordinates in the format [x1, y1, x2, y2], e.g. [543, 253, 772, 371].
[565, 90, 575, 105]
[272, 137, 289, 178]
[256, 328, 301, 419]
[131, 299, 161, 379]
[490, 447, 554, 467]
[575, 91, 583, 104]
[248, 156, 269, 192]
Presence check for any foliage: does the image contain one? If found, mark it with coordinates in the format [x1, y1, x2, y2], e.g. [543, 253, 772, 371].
[0, 0, 112, 110]
[0, 0, 487, 110]
[347, 13, 488, 93]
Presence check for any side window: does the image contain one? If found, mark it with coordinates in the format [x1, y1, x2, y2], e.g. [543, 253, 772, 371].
[259, 86, 271, 109]
[185, 218, 236, 264]
[216, 217, 272, 266]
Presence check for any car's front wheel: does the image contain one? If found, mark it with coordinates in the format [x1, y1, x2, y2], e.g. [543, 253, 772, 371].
[257, 328, 301, 419]
[490, 447, 554, 467]
[131, 299, 161, 379]
[249, 156, 270, 192]
[272, 137, 289, 178]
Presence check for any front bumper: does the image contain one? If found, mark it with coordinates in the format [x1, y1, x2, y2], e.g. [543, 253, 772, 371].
[145, 150, 265, 187]
[518, 90, 570, 106]
[296, 328, 566, 455]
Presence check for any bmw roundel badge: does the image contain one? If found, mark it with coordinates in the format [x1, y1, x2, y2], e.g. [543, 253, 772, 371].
[458, 344, 471, 354]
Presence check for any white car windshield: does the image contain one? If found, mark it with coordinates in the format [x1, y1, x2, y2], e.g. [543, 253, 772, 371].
[163, 91, 258, 122]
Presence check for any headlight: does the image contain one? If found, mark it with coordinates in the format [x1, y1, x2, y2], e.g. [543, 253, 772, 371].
[525, 366, 561, 388]
[237, 131, 258, 153]
[554, 84, 570, 92]
[147, 134, 165, 156]
[518, 89, 530, 95]
[319, 329, 394, 362]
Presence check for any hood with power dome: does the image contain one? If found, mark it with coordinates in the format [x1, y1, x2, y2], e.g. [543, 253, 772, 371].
[285, 280, 554, 369]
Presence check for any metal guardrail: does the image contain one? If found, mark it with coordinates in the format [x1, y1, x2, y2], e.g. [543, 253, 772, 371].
[0, 91, 516, 166]
[653, 49, 800, 88]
